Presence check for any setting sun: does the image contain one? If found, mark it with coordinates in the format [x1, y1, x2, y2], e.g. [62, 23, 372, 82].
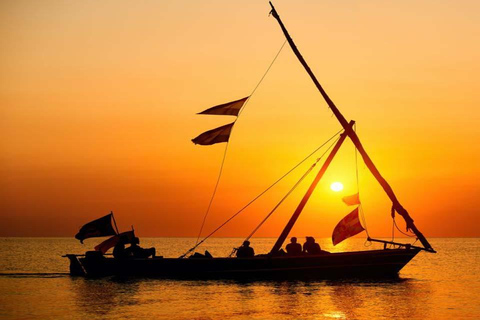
[330, 182, 344, 192]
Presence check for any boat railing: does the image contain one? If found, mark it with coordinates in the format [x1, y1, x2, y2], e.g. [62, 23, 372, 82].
[62, 253, 113, 257]
[367, 237, 436, 253]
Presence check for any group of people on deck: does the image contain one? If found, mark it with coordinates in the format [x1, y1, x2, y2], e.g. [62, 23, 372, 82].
[236, 236, 328, 258]
[110, 235, 325, 259]
[286, 236, 329, 255]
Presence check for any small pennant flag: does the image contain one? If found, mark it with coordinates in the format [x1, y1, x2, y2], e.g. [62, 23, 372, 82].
[332, 207, 365, 246]
[342, 193, 361, 206]
[192, 122, 234, 145]
[198, 97, 249, 116]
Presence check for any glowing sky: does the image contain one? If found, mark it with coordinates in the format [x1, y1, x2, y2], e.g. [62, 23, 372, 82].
[1, 0, 479, 238]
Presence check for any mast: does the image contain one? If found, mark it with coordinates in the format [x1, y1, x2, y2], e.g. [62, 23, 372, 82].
[268, 2, 434, 252]
[271, 121, 354, 254]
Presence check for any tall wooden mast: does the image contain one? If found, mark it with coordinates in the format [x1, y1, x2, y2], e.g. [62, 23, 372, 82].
[268, 2, 434, 252]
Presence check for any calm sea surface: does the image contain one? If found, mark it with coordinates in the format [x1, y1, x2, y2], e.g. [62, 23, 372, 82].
[0, 237, 479, 319]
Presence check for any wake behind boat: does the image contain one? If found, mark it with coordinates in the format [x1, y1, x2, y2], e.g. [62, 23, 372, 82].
[65, 2, 435, 279]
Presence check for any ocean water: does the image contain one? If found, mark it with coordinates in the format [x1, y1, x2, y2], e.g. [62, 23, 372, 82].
[0, 237, 479, 319]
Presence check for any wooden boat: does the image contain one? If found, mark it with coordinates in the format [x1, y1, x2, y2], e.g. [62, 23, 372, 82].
[66, 2, 435, 278]
[67, 246, 420, 279]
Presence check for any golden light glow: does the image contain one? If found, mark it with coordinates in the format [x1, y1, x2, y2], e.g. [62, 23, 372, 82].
[1, 1, 479, 237]
[330, 182, 344, 192]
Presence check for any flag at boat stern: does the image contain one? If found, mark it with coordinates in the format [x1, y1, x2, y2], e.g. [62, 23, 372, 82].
[192, 122, 235, 145]
[94, 231, 135, 254]
[332, 207, 365, 246]
[75, 213, 117, 244]
[197, 96, 248, 116]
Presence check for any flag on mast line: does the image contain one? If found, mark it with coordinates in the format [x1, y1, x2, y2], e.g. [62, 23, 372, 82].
[192, 97, 248, 145]
[192, 122, 234, 146]
[198, 97, 249, 116]
[75, 213, 117, 244]
[332, 207, 365, 246]
[342, 193, 361, 206]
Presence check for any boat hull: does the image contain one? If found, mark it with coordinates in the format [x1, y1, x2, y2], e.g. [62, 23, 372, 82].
[70, 248, 420, 279]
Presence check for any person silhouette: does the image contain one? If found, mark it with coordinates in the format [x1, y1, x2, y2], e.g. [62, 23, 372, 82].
[113, 236, 128, 259]
[236, 240, 255, 258]
[286, 237, 302, 255]
[125, 237, 156, 258]
[303, 236, 321, 255]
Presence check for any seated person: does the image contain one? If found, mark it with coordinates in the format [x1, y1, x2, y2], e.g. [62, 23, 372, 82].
[303, 236, 321, 255]
[285, 237, 302, 255]
[190, 250, 213, 259]
[113, 237, 128, 259]
[236, 240, 255, 258]
[125, 237, 156, 258]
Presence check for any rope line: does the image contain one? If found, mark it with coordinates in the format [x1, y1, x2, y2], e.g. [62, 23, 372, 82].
[394, 217, 416, 238]
[354, 123, 370, 237]
[193, 40, 286, 244]
[238, 40, 287, 117]
[245, 135, 341, 241]
[180, 128, 343, 258]
[391, 218, 395, 243]
[195, 142, 230, 245]
[353, 125, 412, 242]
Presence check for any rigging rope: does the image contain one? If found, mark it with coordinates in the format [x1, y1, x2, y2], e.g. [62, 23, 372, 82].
[195, 142, 229, 245]
[180, 128, 343, 258]
[393, 217, 416, 238]
[390, 217, 416, 248]
[391, 217, 395, 243]
[353, 124, 413, 243]
[244, 135, 341, 241]
[354, 123, 370, 237]
[238, 40, 287, 117]
[193, 40, 287, 245]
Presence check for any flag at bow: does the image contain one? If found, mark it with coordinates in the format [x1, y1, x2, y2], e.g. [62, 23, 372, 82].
[342, 193, 361, 206]
[94, 231, 135, 254]
[332, 207, 365, 246]
[75, 213, 117, 244]
[198, 97, 248, 116]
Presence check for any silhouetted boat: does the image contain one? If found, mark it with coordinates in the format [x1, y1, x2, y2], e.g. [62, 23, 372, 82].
[66, 2, 435, 278]
[67, 247, 420, 279]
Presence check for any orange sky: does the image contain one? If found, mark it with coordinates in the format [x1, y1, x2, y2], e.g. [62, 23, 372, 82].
[1, 0, 479, 239]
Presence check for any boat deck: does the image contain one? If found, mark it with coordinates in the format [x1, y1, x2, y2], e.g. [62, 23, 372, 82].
[68, 248, 420, 279]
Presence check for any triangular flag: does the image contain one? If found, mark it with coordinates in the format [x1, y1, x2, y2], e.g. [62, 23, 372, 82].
[342, 193, 361, 206]
[198, 97, 249, 116]
[192, 122, 234, 145]
[332, 207, 365, 246]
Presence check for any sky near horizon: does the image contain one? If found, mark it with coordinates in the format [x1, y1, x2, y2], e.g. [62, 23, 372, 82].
[1, 0, 479, 240]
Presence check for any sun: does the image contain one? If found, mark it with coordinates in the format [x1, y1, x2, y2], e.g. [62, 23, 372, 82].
[330, 182, 344, 192]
